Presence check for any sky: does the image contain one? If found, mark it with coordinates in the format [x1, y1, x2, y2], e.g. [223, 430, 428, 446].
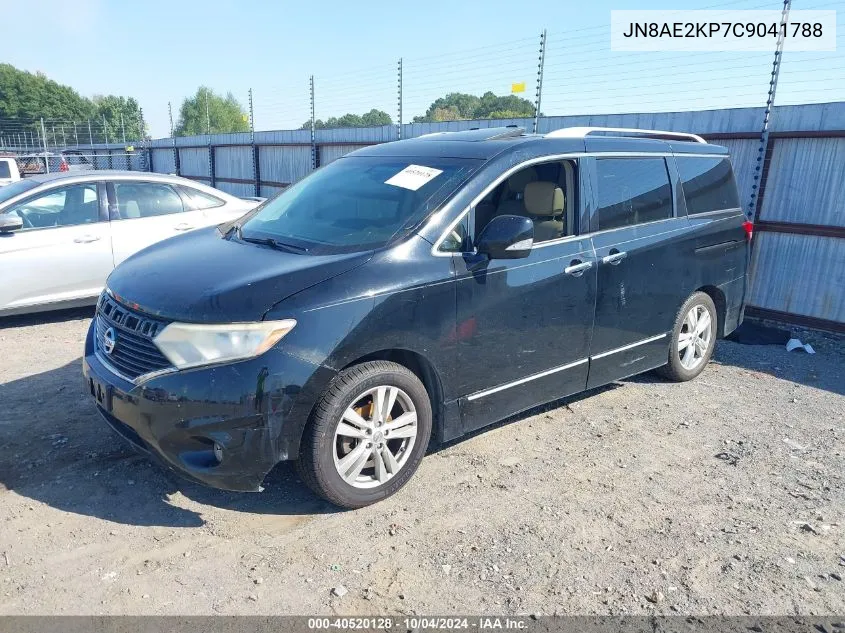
[2, 0, 842, 138]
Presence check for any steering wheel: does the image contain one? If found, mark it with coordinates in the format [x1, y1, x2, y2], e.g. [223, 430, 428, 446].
[11, 210, 34, 229]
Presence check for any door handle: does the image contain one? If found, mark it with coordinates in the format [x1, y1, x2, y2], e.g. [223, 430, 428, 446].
[174, 223, 195, 231]
[73, 235, 100, 243]
[564, 259, 593, 276]
[602, 250, 627, 265]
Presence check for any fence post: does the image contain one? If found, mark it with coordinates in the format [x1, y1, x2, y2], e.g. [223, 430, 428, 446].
[88, 119, 93, 146]
[397, 58, 403, 141]
[310, 75, 317, 170]
[168, 102, 180, 177]
[73, 122, 78, 147]
[533, 29, 547, 134]
[139, 108, 149, 172]
[249, 88, 260, 197]
[40, 118, 49, 173]
[749, 0, 790, 222]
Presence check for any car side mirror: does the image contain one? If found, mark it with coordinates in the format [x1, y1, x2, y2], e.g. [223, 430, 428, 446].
[0, 214, 23, 234]
[476, 214, 534, 259]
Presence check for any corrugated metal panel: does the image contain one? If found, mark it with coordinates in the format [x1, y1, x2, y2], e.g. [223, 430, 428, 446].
[254, 129, 311, 145]
[749, 232, 845, 322]
[147, 102, 845, 148]
[259, 145, 311, 185]
[178, 148, 210, 178]
[260, 184, 285, 198]
[215, 146, 253, 180]
[214, 181, 255, 198]
[320, 144, 370, 165]
[151, 148, 176, 174]
[316, 126, 396, 143]
[718, 138, 758, 210]
[759, 137, 845, 227]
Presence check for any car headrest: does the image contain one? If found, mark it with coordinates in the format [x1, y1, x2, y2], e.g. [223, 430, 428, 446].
[524, 182, 564, 218]
[506, 168, 538, 194]
[124, 200, 141, 219]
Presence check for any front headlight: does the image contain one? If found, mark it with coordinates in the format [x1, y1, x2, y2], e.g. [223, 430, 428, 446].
[153, 319, 296, 370]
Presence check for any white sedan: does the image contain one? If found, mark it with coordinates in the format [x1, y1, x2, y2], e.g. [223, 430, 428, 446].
[0, 171, 262, 316]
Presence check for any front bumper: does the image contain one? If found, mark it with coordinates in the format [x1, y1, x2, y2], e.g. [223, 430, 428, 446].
[82, 320, 335, 492]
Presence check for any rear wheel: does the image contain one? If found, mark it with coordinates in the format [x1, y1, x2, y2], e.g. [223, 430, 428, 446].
[656, 291, 717, 382]
[297, 361, 432, 509]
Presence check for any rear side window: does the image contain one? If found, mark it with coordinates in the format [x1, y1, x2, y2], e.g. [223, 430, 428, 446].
[596, 158, 673, 231]
[676, 156, 740, 214]
[114, 182, 184, 219]
[180, 186, 225, 210]
[0, 161, 10, 179]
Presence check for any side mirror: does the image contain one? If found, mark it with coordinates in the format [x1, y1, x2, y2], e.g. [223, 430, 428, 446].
[0, 213, 23, 234]
[476, 214, 534, 259]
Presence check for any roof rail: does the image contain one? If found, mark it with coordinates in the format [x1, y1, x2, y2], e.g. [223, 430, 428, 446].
[545, 126, 707, 144]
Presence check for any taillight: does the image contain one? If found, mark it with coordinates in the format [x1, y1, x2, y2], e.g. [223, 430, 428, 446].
[742, 220, 753, 242]
[59, 160, 69, 172]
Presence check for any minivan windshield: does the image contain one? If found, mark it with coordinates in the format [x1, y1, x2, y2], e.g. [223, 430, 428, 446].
[239, 156, 480, 254]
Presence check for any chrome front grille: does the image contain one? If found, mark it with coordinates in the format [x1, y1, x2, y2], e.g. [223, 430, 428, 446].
[95, 293, 172, 380]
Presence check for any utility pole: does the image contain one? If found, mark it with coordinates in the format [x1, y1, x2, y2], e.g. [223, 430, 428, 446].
[748, 0, 791, 220]
[40, 118, 49, 173]
[397, 58, 403, 140]
[60, 124, 66, 147]
[73, 122, 78, 147]
[310, 75, 316, 170]
[103, 114, 109, 144]
[120, 112, 126, 144]
[533, 29, 547, 134]
[88, 119, 94, 146]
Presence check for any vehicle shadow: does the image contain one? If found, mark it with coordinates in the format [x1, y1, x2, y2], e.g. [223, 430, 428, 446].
[621, 335, 845, 397]
[0, 357, 334, 528]
[0, 306, 95, 329]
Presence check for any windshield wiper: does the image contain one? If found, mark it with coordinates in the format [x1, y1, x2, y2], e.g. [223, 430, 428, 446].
[236, 227, 308, 253]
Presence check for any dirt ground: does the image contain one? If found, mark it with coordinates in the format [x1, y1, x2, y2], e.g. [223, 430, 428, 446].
[0, 309, 842, 616]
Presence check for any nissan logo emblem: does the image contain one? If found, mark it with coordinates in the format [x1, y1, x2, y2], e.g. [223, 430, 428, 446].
[102, 327, 117, 355]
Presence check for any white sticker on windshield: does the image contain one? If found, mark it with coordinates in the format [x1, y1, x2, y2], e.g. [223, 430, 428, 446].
[384, 164, 443, 191]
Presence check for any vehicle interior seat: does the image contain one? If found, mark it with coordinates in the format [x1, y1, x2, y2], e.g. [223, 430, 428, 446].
[495, 167, 538, 217]
[524, 181, 565, 242]
[124, 200, 141, 219]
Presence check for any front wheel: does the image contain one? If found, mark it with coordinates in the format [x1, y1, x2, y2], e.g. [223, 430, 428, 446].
[297, 360, 432, 509]
[656, 291, 717, 382]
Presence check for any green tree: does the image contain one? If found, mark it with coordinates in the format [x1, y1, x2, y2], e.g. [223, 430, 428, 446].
[0, 64, 148, 144]
[175, 86, 249, 136]
[300, 108, 392, 130]
[413, 91, 535, 122]
[92, 95, 144, 142]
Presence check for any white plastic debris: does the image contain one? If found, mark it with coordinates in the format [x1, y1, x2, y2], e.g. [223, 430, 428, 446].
[785, 338, 815, 354]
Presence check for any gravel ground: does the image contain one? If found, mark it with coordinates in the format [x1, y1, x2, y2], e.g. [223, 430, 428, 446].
[0, 309, 842, 616]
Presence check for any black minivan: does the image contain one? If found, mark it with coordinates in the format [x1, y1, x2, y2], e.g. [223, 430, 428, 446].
[83, 126, 750, 508]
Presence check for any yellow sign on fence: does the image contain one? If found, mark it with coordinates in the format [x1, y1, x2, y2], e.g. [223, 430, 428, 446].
[511, 82, 526, 93]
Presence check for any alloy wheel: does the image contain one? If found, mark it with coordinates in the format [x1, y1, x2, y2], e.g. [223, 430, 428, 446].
[678, 304, 712, 370]
[332, 386, 418, 489]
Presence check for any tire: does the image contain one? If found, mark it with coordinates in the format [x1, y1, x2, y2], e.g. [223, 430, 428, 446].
[656, 291, 718, 382]
[297, 360, 432, 509]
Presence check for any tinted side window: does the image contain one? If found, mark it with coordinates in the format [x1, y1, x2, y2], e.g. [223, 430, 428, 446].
[114, 182, 184, 219]
[180, 186, 224, 210]
[676, 157, 740, 214]
[596, 158, 673, 231]
[0, 161, 10, 179]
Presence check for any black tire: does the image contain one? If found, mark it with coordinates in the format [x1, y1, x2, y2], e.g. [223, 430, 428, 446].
[296, 360, 432, 509]
[656, 291, 718, 382]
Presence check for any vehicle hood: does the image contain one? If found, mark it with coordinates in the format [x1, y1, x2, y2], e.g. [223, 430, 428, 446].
[106, 227, 374, 322]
